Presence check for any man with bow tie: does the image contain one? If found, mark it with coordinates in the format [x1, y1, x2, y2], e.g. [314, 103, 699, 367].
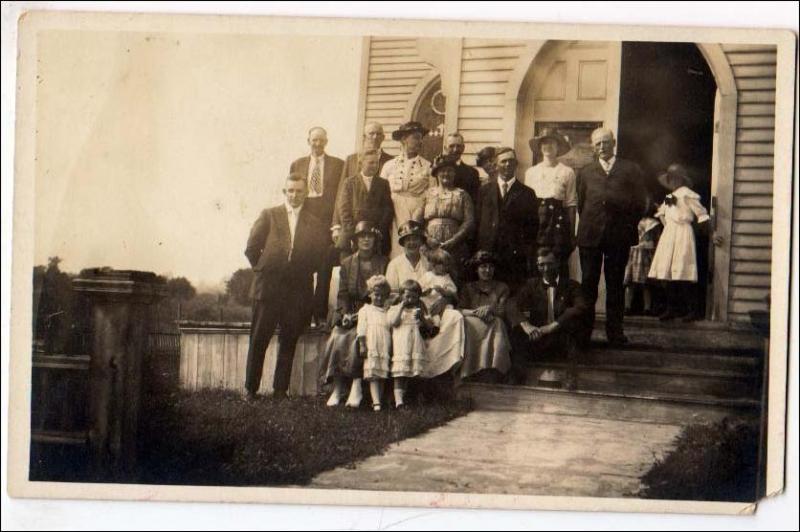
[289, 127, 345, 326]
[576, 128, 646, 347]
[243, 174, 325, 400]
[505, 249, 588, 388]
[476, 147, 539, 290]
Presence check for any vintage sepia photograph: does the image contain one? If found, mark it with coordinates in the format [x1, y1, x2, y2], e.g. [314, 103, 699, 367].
[4, 5, 797, 522]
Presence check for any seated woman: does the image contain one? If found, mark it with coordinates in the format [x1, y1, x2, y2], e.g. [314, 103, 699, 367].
[414, 155, 474, 283]
[319, 221, 388, 407]
[458, 250, 512, 381]
[385, 221, 465, 385]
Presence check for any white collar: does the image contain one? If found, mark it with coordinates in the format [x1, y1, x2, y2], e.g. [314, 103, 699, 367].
[600, 156, 616, 169]
[543, 276, 560, 288]
[285, 201, 303, 214]
[311, 153, 326, 162]
[361, 172, 375, 180]
[499, 177, 516, 189]
[671, 186, 700, 200]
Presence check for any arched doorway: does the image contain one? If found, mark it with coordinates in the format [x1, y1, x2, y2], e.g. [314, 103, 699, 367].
[411, 76, 446, 162]
[508, 40, 737, 321]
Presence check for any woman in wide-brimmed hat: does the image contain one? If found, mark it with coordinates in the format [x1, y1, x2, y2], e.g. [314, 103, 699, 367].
[458, 250, 512, 381]
[320, 220, 389, 408]
[412, 155, 475, 282]
[381, 121, 434, 259]
[648, 163, 710, 322]
[524, 128, 577, 267]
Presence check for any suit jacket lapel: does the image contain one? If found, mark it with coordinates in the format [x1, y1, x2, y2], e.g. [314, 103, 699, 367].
[503, 180, 523, 210]
[298, 156, 311, 178]
[275, 207, 292, 255]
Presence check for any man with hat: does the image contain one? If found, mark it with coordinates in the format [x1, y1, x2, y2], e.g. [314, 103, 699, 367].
[289, 126, 346, 326]
[476, 146, 539, 290]
[576, 127, 646, 346]
[381, 121, 434, 257]
[525, 128, 577, 268]
[340, 122, 394, 183]
[505, 248, 588, 389]
[243, 173, 325, 400]
[333, 149, 394, 256]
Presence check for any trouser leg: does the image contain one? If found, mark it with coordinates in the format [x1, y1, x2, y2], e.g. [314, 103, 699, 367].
[579, 247, 603, 343]
[245, 300, 279, 394]
[603, 245, 630, 338]
[272, 324, 302, 394]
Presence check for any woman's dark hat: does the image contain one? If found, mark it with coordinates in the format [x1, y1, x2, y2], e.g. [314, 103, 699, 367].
[468, 250, 498, 268]
[657, 163, 693, 191]
[431, 154, 458, 177]
[352, 220, 382, 241]
[391, 121, 430, 141]
[397, 220, 425, 245]
[528, 127, 571, 157]
[476, 146, 496, 168]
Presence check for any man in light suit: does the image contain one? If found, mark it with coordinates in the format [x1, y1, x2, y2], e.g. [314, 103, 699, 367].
[476, 147, 539, 290]
[289, 127, 345, 325]
[577, 127, 646, 346]
[244, 174, 325, 400]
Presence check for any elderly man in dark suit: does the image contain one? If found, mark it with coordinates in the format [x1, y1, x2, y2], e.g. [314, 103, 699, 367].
[243, 174, 325, 400]
[333, 149, 394, 256]
[577, 127, 646, 346]
[476, 147, 539, 290]
[340, 121, 394, 181]
[444, 132, 481, 209]
[289, 126, 346, 325]
[506, 249, 588, 389]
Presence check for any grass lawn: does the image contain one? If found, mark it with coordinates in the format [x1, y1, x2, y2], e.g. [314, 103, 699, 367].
[637, 417, 761, 502]
[137, 355, 471, 486]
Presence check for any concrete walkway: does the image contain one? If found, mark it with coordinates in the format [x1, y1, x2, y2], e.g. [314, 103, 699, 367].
[310, 388, 750, 497]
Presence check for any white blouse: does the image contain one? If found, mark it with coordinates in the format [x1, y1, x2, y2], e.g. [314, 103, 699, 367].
[524, 161, 578, 207]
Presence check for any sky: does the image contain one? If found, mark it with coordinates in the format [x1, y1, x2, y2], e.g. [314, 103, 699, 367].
[33, 29, 362, 290]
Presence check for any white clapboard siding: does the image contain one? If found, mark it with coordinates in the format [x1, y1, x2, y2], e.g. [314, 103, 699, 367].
[458, 40, 526, 162]
[178, 325, 327, 396]
[365, 37, 435, 155]
[724, 44, 777, 321]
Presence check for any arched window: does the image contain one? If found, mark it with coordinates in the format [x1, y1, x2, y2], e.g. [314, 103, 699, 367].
[412, 77, 446, 162]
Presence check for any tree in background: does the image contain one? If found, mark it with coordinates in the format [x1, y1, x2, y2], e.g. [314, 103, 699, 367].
[225, 268, 254, 307]
[165, 276, 197, 320]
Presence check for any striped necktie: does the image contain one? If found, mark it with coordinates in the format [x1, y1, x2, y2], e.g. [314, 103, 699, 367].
[310, 159, 322, 195]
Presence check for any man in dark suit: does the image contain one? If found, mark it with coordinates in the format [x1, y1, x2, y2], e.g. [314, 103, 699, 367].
[577, 128, 646, 346]
[289, 127, 345, 325]
[476, 147, 539, 290]
[445, 133, 481, 209]
[340, 122, 394, 181]
[506, 249, 588, 388]
[333, 149, 394, 256]
[244, 173, 325, 400]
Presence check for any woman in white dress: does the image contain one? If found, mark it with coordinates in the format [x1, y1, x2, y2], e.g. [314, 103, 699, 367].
[385, 221, 465, 386]
[525, 128, 577, 272]
[648, 164, 712, 322]
[381, 121, 434, 258]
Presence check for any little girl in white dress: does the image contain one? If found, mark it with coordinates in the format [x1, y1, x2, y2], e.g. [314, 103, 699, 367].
[357, 275, 393, 411]
[387, 279, 431, 408]
[418, 248, 458, 329]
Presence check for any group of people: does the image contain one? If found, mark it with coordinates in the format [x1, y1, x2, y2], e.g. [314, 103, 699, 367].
[241, 120, 720, 406]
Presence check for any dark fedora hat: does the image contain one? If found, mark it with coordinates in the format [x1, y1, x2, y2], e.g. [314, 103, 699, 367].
[657, 163, 693, 191]
[528, 128, 571, 157]
[467, 250, 498, 268]
[431, 154, 458, 177]
[351, 220, 383, 241]
[397, 220, 425, 245]
[391, 121, 430, 141]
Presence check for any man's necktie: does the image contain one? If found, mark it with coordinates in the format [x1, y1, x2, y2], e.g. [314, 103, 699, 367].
[501, 182, 509, 200]
[310, 160, 321, 195]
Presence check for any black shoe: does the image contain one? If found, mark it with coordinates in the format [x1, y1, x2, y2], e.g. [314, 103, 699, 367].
[607, 333, 629, 347]
[243, 390, 257, 403]
[273, 390, 289, 401]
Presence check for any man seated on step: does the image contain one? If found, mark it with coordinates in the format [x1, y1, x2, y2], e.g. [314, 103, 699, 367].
[505, 248, 588, 390]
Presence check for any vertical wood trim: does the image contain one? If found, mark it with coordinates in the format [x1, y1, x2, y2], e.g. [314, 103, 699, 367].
[355, 37, 372, 151]
[604, 42, 622, 138]
[502, 40, 546, 150]
[697, 44, 739, 322]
